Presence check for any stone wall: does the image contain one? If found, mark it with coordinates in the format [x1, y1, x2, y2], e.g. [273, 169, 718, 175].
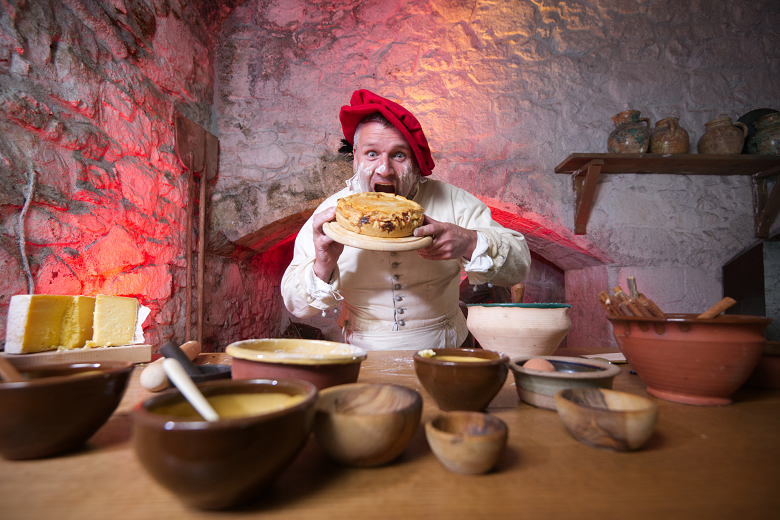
[214, 0, 780, 347]
[0, 0, 286, 350]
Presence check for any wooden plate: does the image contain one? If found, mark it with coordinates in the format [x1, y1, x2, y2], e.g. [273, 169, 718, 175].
[323, 222, 432, 252]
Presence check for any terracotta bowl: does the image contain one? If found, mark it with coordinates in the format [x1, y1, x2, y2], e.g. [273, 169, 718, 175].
[555, 388, 658, 451]
[607, 314, 771, 405]
[425, 411, 508, 474]
[314, 383, 422, 467]
[0, 360, 133, 460]
[413, 348, 509, 411]
[508, 356, 621, 411]
[466, 303, 572, 357]
[132, 378, 318, 510]
[226, 338, 367, 390]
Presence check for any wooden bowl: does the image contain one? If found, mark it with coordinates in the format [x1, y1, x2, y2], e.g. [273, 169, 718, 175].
[132, 378, 318, 510]
[226, 338, 367, 390]
[555, 388, 658, 451]
[313, 383, 422, 467]
[425, 411, 508, 474]
[607, 314, 771, 405]
[0, 361, 133, 460]
[413, 348, 509, 411]
[466, 303, 572, 357]
[508, 356, 621, 410]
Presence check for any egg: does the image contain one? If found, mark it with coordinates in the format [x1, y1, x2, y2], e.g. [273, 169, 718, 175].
[523, 358, 556, 372]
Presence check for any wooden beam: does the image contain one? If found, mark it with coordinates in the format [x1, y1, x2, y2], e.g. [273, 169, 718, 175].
[573, 159, 603, 235]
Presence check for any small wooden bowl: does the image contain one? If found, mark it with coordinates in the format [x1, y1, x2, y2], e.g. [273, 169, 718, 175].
[314, 383, 422, 467]
[554, 388, 658, 451]
[425, 411, 508, 474]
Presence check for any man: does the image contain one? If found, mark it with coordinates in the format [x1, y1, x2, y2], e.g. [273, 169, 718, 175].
[281, 90, 530, 350]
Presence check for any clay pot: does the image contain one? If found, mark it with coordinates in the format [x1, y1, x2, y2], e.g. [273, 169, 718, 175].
[466, 303, 572, 358]
[606, 314, 770, 405]
[697, 115, 748, 154]
[747, 113, 780, 155]
[608, 110, 651, 153]
[649, 117, 690, 154]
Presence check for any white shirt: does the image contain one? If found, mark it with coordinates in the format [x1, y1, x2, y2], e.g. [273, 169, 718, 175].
[281, 179, 531, 350]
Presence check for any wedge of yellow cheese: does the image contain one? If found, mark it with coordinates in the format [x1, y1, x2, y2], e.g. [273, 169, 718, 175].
[85, 295, 138, 348]
[4, 295, 96, 354]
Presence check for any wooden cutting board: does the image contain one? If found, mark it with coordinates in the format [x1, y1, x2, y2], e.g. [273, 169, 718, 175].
[0, 344, 153, 367]
[323, 222, 432, 252]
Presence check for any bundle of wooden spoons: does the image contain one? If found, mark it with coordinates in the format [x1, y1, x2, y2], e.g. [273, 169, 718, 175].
[597, 277, 665, 318]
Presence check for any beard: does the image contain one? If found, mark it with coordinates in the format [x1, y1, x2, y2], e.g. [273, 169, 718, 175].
[345, 161, 422, 199]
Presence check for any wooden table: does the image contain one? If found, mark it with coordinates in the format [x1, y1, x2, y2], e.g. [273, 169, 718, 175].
[1, 349, 779, 519]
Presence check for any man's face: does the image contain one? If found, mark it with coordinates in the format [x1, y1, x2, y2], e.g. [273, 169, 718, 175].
[352, 122, 420, 198]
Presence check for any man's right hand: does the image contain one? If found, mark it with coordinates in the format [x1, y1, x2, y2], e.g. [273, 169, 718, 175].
[312, 207, 344, 282]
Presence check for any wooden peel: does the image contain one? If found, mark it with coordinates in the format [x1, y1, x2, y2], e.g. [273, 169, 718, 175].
[697, 297, 737, 319]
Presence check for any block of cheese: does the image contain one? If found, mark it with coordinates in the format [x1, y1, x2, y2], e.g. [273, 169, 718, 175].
[4, 295, 96, 354]
[60, 296, 96, 350]
[85, 295, 139, 348]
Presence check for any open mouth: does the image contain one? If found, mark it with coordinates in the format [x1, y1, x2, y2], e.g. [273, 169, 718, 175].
[374, 183, 396, 194]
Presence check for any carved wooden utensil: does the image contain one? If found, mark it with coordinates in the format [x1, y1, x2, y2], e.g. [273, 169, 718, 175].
[697, 297, 737, 319]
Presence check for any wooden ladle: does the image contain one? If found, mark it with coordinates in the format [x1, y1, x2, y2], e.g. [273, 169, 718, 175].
[697, 297, 737, 319]
[0, 356, 25, 383]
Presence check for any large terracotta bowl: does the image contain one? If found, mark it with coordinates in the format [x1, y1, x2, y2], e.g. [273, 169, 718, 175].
[466, 303, 572, 358]
[132, 378, 318, 510]
[226, 338, 367, 390]
[607, 314, 771, 405]
[0, 360, 133, 460]
[413, 348, 509, 411]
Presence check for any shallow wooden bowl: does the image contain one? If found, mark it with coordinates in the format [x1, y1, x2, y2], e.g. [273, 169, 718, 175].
[554, 387, 658, 451]
[425, 411, 508, 474]
[314, 383, 422, 467]
[508, 356, 621, 410]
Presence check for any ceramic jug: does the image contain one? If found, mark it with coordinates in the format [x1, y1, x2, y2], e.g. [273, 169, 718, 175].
[697, 115, 748, 154]
[747, 113, 780, 155]
[649, 117, 690, 154]
[608, 110, 651, 153]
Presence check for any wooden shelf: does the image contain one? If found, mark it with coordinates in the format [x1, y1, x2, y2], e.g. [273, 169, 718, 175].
[554, 153, 780, 236]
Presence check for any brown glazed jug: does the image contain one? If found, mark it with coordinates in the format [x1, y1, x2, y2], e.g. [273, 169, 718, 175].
[649, 117, 690, 154]
[608, 110, 651, 153]
[697, 115, 748, 154]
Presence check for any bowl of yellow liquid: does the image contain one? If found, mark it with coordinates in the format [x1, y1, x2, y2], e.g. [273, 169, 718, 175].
[132, 378, 318, 510]
[413, 348, 509, 411]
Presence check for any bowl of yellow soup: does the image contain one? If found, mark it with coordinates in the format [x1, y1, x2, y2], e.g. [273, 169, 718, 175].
[413, 348, 509, 411]
[132, 378, 318, 510]
[227, 338, 367, 390]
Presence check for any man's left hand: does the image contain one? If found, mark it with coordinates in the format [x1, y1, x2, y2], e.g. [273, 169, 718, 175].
[414, 215, 478, 261]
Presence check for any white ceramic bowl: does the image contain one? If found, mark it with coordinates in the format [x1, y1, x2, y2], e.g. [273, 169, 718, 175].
[466, 303, 572, 358]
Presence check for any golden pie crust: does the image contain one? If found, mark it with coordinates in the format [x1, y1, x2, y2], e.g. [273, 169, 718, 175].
[335, 192, 424, 238]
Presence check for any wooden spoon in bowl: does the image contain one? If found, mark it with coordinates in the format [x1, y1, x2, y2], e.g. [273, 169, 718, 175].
[162, 358, 220, 422]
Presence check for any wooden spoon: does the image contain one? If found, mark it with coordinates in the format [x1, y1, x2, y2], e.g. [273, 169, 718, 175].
[0, 356, 25, 383]
[697, 297, 737, 319]
[162, 358, 219, 422]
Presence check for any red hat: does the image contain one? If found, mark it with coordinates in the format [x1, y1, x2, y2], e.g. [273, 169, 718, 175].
[339, 89, 435, 176]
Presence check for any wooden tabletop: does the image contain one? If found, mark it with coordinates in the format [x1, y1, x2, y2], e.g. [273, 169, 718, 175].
[1, 348, 778, 520]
